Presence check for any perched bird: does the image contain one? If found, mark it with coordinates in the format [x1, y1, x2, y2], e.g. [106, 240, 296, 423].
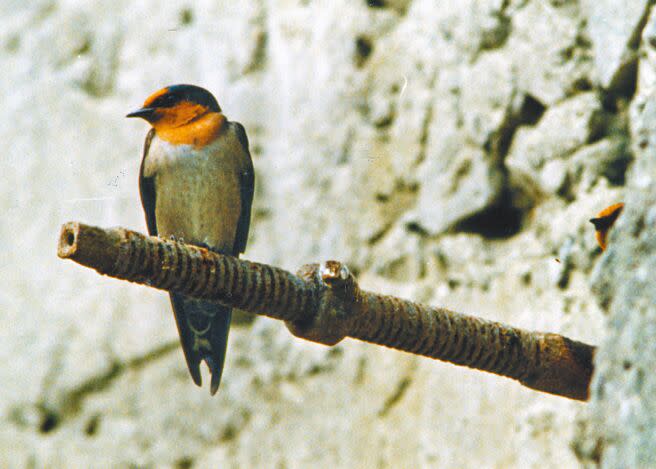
[589, 202, 624, 251]
[127, 84, 254, 395]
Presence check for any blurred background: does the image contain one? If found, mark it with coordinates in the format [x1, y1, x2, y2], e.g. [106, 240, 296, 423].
[1, 0, 654, 467]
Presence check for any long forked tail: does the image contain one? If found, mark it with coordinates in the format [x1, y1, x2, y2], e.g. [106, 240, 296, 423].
[169, 293, 232, 395]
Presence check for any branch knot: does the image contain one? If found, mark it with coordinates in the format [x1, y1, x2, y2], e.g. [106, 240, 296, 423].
[284, 261, 358, 346]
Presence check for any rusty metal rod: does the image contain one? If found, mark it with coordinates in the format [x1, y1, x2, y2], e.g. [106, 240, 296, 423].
[57, 222, 595, 401]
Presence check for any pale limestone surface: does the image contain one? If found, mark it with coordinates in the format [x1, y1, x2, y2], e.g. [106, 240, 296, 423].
[582, 0, 650, 89]
[573, 9, 656, 465]
[0, 0, 650, 467]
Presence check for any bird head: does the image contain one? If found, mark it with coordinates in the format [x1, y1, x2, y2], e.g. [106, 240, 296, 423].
[127, 84, 221, 129]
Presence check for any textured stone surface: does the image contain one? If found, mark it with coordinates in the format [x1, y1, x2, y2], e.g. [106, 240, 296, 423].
[573, 40, 656, 467]
[0, 0, 651, 467]
[583, 0, 650, 89]
[506, 92, 604, 195]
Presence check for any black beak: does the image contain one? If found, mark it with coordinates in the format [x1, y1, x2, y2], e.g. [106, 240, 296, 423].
[126, 107, 158, 121]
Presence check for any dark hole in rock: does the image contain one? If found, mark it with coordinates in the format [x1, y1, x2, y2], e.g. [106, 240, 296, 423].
[518, 94, 547, 126]
[354, 36, 373, 67]
[180, 8, 194, 25]
[39, 409, 60, 434]
[84, 414, 101, 436]
[176, 457, 194, 469]
[604, 149, 632, 186]
[455, 189, 525, 239]
[491, 94, 546, 159]
[603, 57, 638, 111]
[405, 221, 429, 236]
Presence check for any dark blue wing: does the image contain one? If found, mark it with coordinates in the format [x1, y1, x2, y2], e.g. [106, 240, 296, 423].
[138, 128, 158, 236]
[231, 121, 255, 256]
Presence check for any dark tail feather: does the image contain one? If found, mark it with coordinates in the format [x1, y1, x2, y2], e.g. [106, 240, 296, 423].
[170, 293, 203, 386]
[169, 293, 232, 394]
[208, 305, 232, 395]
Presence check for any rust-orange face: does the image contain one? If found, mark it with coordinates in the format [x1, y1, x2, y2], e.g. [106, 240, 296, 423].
[589, 202, 624, 251]
[126, 84, 221, 129]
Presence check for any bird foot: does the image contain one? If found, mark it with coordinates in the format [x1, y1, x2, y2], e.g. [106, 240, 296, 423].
[168, 234, 185, 244]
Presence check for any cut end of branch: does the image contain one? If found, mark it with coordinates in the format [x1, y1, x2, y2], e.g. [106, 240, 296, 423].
[58, 222, 81, 259]
[57, 222, 124, 274]
[521, 333, 595, 401]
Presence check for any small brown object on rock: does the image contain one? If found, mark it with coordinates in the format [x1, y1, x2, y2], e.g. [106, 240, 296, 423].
[589, 202, 624, 251]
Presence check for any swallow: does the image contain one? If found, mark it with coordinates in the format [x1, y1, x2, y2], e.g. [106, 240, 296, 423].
[589, 202, 624, 251]
[127, 84, 254, 395]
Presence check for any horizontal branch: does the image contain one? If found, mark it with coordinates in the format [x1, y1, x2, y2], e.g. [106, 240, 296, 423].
[57, 222, 596, 401]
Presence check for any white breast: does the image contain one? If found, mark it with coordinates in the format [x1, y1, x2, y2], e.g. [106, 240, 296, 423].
[144, 133, 244, 252]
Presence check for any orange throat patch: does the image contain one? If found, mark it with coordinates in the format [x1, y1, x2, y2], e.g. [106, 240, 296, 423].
[154, 112, 226, 148]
